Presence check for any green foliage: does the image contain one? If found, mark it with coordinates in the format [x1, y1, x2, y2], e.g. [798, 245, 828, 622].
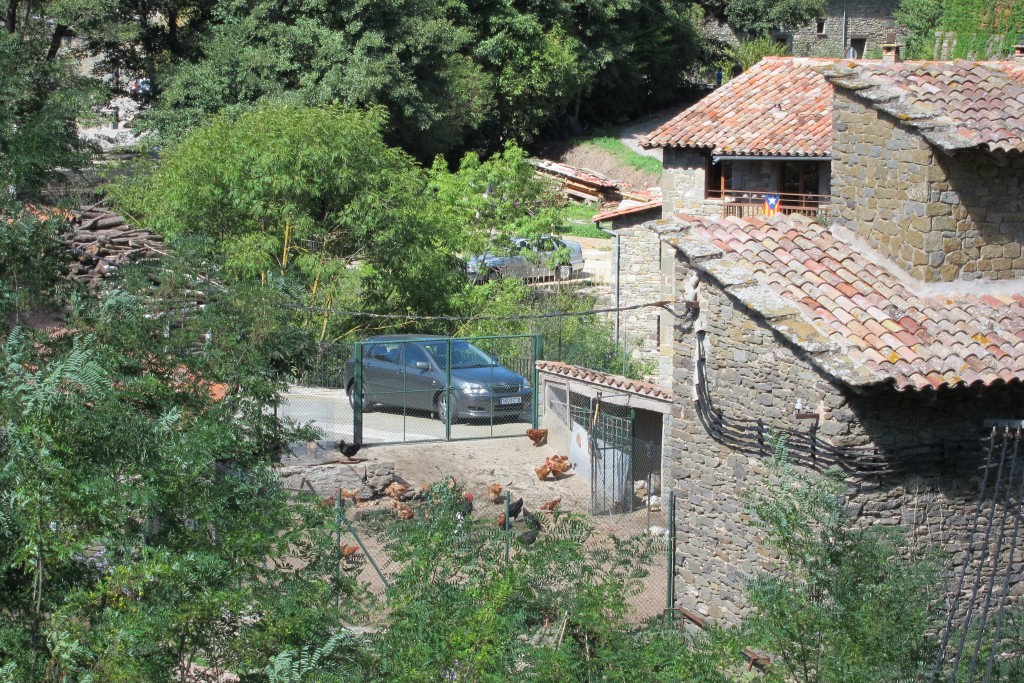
[724, 0, 826, 37]
[113, 104, 467, 318]
[896, 0, 1023, 59]
[728, 36, 791, 72]
[0, 264, 358, 680]
[0, 29, 93, 198]
[310, 483, 742, 682]
[743, 436, 945, 683]
[141, 0, 706, 158]
[0, 206, 73, 326]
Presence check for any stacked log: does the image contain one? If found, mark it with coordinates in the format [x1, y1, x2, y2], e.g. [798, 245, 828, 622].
[66, 204, 166, 287]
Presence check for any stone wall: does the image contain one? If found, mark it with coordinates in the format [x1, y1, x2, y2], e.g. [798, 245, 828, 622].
[614, 224, 675, 385]
[791, 0, 903, 57]
[703, 0, 902, 57]
[662, 226, 1024, 624]
[832, 91, 1024, 281]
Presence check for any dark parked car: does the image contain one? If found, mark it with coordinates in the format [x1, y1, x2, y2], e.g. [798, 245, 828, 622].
[343, 335, 532, 422]
[466, 236, 584, 284]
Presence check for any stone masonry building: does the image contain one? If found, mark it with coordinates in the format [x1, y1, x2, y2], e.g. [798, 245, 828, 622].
[645, 56, 1024, 624]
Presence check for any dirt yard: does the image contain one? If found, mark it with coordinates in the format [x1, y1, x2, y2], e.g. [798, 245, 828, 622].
[281, 433, 670, 621]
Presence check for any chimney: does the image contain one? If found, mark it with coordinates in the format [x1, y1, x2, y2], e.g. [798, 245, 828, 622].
[1015, 35, 1024, 62]
[881, 32, 902, 64]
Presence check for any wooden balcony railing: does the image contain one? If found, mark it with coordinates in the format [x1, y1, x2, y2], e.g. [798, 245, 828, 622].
[709, 189, 831, 219]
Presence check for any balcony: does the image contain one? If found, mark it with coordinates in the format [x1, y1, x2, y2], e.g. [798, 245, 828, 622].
[712, 189, 831, 220]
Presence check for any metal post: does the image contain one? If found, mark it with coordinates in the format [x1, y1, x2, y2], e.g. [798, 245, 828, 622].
[532, 334, 542, 428]
[353, 343, 363, 445]
[666, 490, 676, 618]
[335, 489, 342, 608]
[504, 491, 511, 563]
[445, 339, 452, 441]
[339, 504, 391, 590]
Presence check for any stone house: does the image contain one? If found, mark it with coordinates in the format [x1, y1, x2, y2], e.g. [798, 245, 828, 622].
[642, 58, 835, 222]
[703, 0, 904, 60]
[650, 56, 1024, 623]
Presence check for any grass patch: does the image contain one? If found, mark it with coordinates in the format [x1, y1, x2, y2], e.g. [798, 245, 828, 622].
[556, 202, 610, 239]
[580, 137, 662, 176]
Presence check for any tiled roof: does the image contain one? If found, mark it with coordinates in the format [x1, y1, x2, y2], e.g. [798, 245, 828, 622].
[535, 361, 672, 400]
[593, 200, 662, 223]
[819, 60, 1024, 153]
[655, 214, 1024, 391]
[641, 57, 836, 157]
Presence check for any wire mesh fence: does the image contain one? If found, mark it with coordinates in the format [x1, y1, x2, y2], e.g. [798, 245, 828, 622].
[323, 488, 676, 625]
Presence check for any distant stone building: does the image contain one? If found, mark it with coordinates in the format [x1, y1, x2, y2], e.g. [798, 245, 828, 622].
[705, 0, 904, 58]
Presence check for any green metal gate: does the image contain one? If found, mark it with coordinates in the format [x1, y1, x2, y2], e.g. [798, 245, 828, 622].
[569, 395, 635, 515]
[351, 334, 542, 445]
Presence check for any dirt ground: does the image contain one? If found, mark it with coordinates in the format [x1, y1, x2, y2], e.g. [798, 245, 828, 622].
[283, 433, 670, 621]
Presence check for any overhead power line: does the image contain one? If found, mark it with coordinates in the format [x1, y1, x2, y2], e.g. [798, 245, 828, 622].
[284, 299, 678, 322]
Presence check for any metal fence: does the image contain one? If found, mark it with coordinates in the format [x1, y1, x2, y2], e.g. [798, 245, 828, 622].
[281, 334, 542, 446]
[324, 489, 676, 625]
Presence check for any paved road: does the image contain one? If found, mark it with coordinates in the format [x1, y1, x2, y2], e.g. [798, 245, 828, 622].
[280, 386, 531, 445]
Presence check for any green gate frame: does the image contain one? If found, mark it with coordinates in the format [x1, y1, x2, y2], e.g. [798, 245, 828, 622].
[352, 334, 542, 445]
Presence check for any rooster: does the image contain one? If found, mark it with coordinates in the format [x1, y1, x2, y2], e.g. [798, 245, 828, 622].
[460, 492, 474, 517]
[336, 439, 362, 458]
[526, 428, 548, 447]
[487, 483, 504, 504]
[539, 496, 562, 512]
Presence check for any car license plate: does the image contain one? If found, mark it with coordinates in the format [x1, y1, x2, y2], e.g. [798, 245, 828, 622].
[500, 396, 522, 405]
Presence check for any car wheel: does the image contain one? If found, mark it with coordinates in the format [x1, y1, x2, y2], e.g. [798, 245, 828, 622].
[347, 382, 373, 413]
[435, 392, 456, 424]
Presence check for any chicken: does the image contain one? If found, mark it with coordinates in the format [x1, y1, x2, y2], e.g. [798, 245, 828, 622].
[539, 496, 562, 512]
[340, 488, 361, 505]
[546, 454, 570, 478]
[535, 464, 550, 480]
[460, 492, 474, 517]
[341, 544, 361, 557]
[520, 530, 538, 546]
[395, 502, 415, 520]
[384, 482, 409, 500]
[336, 439, 362, 458]
[526, 428, 548, 447]
[508, 497, 524, 520]
[496, 512, 508, 529]
[522, 509, 544, 532]
[487, 483, 504, 504]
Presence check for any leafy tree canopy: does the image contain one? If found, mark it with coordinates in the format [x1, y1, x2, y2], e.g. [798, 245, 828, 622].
[896, 0, 1023, 59]
[721, 0, 826, 37]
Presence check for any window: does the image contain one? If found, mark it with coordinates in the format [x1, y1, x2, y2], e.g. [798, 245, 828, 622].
[405, 345, 430, 368]
[780, 161, 820, 206]
[816, 19, 826, 35]
[849, 38, 866, 58]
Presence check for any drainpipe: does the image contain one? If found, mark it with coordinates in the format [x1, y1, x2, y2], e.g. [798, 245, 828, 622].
[599, 224, 621, 344]
[842, 0, 848, 57]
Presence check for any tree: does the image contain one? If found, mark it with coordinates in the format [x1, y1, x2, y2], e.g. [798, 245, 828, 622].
[114, 104, 468, 319]
[743, 438, 945, 683]
[896, 0, 1023, 60]
[721, 0, 826, 37]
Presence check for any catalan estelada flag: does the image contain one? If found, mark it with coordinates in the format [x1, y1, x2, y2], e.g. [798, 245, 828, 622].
[763, 194, 781, 217]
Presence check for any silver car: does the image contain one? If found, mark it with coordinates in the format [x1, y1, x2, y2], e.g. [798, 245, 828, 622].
[466, 236, 585, 284]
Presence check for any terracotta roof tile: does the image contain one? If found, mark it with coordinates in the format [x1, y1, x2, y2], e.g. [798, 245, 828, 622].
[535, 361, 672, 401]
[663, 215, 1024, 391]
[641, 57, 836, 157]
[819, 59, 1024, 153]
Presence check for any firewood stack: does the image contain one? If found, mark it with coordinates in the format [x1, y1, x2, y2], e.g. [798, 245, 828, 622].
[66, 205, 165, 287]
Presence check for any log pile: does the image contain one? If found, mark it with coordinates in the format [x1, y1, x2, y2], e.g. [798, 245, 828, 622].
[532, 159, 623, 203]
[66, 205, 165, 287]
